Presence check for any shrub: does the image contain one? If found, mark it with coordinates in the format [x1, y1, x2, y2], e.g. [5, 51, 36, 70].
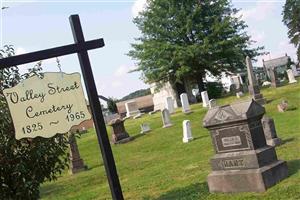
[205, 82, 223, 99]
[0, 45, 70, 199]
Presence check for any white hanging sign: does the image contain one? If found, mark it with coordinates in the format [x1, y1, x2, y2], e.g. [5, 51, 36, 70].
[3, 72, 91, 140]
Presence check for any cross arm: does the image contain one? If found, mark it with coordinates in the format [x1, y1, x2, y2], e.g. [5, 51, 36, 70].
[0, 38, 104, 69]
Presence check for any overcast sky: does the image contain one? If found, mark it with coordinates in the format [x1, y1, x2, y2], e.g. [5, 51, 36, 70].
[1, 0, 297, 99]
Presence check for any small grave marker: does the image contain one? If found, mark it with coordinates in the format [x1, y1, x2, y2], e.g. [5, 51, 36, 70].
[182, 120, 193, 143]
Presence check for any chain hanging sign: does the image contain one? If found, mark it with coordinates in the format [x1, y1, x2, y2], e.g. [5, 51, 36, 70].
[4, 72, 91, 140]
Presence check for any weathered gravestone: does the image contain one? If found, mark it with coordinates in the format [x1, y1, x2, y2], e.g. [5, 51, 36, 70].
[246, 56, 266, 105]
[291, 64, 299, 76]
[262, 116, 282, 147]
[269, 68, 280, 88]
[236, 91, 244, 98]
[180, 93, 192, 114]
[140, 123, 151, 134]
[231, 75, 243, 92]
[277, 100, 288, 112]
[209, 99, 217, 109]
[287, 69, 297, 84]
[109, 118, 132, 144]
[201, 91, 210, 108]
[182, 120, 193, 143]
[161, 109, 173, 128]
[165, 96, 175, 114]
[69, 133, 87, 174]
[125, 100, 140, 117]
[203, 100, 288, 193]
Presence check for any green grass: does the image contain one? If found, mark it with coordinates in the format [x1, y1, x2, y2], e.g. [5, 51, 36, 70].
[40, 80, 300, 200]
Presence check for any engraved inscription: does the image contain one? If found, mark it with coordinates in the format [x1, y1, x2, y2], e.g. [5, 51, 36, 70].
[222, 136, 242, 147]
[222, 159, 245, 169]
[213, 125, 252, 153]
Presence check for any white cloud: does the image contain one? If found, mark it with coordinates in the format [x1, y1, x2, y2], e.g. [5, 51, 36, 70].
[114, 65, 129, 77]
[96, 81, 107, 92]
[111, 80, 122, 88]
[114, 64, 137, 77]
[239, 2, 276, 21]
[132, 0, 147, 18]
[250, 30, 265, 44]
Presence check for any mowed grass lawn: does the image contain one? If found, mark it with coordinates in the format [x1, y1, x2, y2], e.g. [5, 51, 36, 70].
[41, 80, 300, 200]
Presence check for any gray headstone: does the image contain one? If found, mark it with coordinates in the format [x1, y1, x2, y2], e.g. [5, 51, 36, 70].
[165, 97, 175, 114]
[277, 100, 288, 112]
[268, 68, 280, 88]
[69, 133, 87, 174]
[246, 56, 266, 105]
[236, 91, 244, 98]
[203, 100, 288, 193]
[109, 118, 132, 144]
[140, 123, 151, 134]
[208, 99, 217, 108]
[261, 116, 282, 147]
[291, 65, 299, 76]
[287, 69, 297, 84]
[161, 108, 173, 128]
[180, 93, 192, 114]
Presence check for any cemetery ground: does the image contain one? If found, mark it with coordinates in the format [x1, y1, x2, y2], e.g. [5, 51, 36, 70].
[41, 80, 300, 200]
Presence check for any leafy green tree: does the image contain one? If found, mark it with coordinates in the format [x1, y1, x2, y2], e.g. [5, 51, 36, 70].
[107, 97, 118, 113]
[0, 45, 70, 199]
[283, 0, 300, 61]
[128, 0, 264, 91]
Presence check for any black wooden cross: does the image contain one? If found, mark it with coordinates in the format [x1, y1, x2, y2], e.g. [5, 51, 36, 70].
[0, 15, 124, 200]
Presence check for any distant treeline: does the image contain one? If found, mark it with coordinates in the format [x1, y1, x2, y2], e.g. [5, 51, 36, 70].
[117, 88, 151, 102]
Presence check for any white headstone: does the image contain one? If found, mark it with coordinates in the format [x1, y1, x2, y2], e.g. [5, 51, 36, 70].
[291, 65, 299, 76]
[182, 120, 193, 143]
[287, 69, 297, 84]
[165, 97, 175, 114]
[140, 123, 151, 134]
[208, 99, 217, 108]
[192, 89, 199, 97]
[125, 100, 140, 117]
[180, 93, 192, 114]
[201, 91, 209, 108]
[236, 91, 244, 98]
[161, 109, 173, 128]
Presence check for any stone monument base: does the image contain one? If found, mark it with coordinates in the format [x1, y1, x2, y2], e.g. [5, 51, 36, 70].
[69, 159, 88, 174]
[183, 137, 193, 143]
[266, 138, 282, 147]
[207, 160, 288, 193]
[254, 97, 266, 105]
[163, 124, 173, 128]
[289, 80, 297, 84]
[112, 136, 133, 144]
[183, 110, 193, 114]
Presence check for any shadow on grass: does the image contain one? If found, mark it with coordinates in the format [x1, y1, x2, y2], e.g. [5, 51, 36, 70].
[287, 107, 297, 111]
[281, 137, 295, 145]
[266, 98, 277, 104]
[131, 133, 147, 140]
[193, 135, 209, 141]
[143, 182, 210, 200]
[287, 159, 300, 177]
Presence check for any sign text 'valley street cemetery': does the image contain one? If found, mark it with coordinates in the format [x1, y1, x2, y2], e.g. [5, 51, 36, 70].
[4, 72, 91, 139]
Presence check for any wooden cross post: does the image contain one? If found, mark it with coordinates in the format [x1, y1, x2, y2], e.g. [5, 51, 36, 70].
[0, 14, 124, 200]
